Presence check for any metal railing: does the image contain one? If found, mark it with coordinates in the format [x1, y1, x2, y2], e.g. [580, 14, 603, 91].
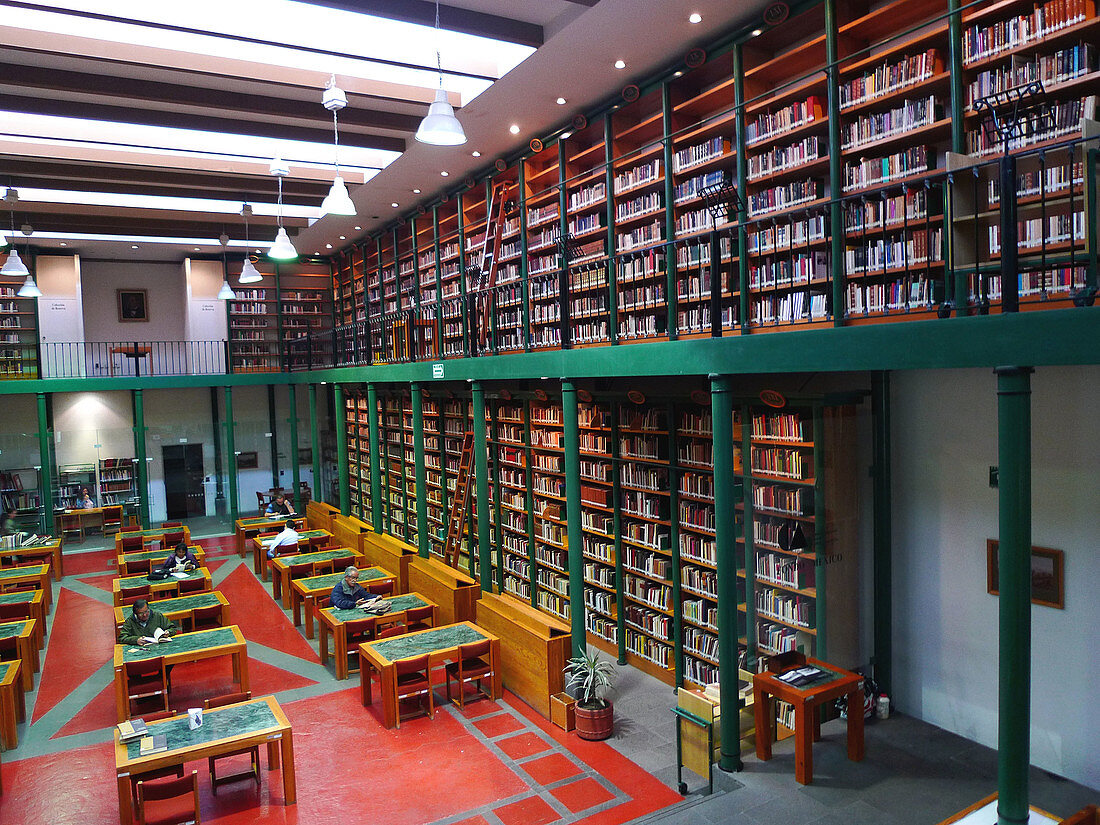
[40, 340, 230, 378]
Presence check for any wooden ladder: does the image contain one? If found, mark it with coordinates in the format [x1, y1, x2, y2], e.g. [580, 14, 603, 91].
[442, 431, 475, 568]
[474, 180, 513, 349]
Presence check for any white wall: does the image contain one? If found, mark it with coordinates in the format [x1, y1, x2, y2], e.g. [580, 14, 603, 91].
[51, 392, 135, 491]
[143, 388, 217, 522]
[79, 260, 186, 344]
[35, 255, 85, 378]
[184, 259, 228, 374]
[892, 366, 1100, 790]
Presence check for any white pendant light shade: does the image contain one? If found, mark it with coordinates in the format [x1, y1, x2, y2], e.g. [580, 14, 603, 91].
[320, 175, 356, 216]
[239, 257, 263, 284]
[17, 274, 42, 298]
[415, 88, 467, 146]
[1, 248, 29, 276]
[268, 227, 298, 261]
[216, 278, 236, 300]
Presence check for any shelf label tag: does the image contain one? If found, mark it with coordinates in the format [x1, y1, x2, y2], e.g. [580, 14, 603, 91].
[432, 363, 444, 379]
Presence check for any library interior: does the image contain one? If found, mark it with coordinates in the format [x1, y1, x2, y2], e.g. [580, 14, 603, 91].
[0, 1, 1097, 824]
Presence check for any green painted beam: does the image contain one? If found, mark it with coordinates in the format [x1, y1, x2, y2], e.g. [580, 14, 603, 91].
[871, 372, 892, 694]
[288, 384, 301, 514]
[267, 384, 279, 490]
[36, 392, 54, 535]
[609, 400, 626, 663]
[367, 383, 382, 531]
[335, 383, 350, 516]
[412, 382, 429, 558]
[471, 381, 492, 589]
[309, 383, 322, 506]
[825, 0, 845, 328]
[225, 386, 238, 521]
[996, 366, 1033, 825]
[132, 389, 149, 529]
[733, 44, 750, 333]
[667, 400, 683, 687]
[561, 380, 585, 656]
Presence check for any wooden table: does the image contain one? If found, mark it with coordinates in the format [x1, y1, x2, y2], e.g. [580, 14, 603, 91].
[0, 660, 25, 750]
[0, 619, 38, 691]
[113, 591, 230, 635]
[115, 526, 192, 553]
[270, 546, 362, 607]
[114, 695, 295, 825]
[113, 625, 250, 722]
[59, 507, 107, 540]
[111, 568, 212, 607]
[753, 656, 864, 785]
[318, 593, 437, 680]
[234, 515, 305, 558]
[0, 564, 52, 612]
[109, 344, 151, 376]
[251, 528, 332, 580]
[290, 567, 397, 639]
[116, 545, 206, 576]
[0, 590, 46, 650]
[0, 538, 63, 580]
[359, 621, 501, 728]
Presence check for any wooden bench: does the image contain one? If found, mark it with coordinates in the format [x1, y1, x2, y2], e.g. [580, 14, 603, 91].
[361, 532, 418, 593]
[406, 555, 479, 625]
[306, 500, 340, 533]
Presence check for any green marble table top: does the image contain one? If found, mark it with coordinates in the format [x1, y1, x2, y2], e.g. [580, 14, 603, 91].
[120, 547, 202, 564]
[118, 569, 204, 590]
[0, 564, 47, 580]
[119, 528, 183, 538]
[125, 701, 278, 759]
[300, 567, 389, 591]
[297, 529, 328, 539]
[0, 591, 36, 605]
[0, 620, 31, 638]
[368, 624, 486, 661]
[148, 592, 221, 612]
[327, 594, 427, 623]
[279, 548, 350, 566]
[0, 660, 18, 681]
[122, 626, 238, 661]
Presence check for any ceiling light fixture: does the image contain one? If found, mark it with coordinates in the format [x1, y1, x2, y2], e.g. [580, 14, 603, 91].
[216, 276, 236, 300]
[320, 76, 357, 216]
[268, 156, 299, 261]
[412, 189, 421, 194]
[752, 28, 763, 36]
[391, 202, 399, 208]
[556, 97, 567, 105]
[614, 59, 626, 69]
[440, 171, 449, 177]
[2, 189, 35, 290]
[471, 151, 481, 157]
[238, 203, 263, 283]
[689, 13, 702, 23]
[509, 124, 520, 134]
[415, 0, 467, 146]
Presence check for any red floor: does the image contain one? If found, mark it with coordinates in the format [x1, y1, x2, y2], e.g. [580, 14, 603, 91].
[0, 535, 681, 825]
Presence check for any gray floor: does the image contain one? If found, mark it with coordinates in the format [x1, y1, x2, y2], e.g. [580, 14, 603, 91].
[600, 660, 1095, 825]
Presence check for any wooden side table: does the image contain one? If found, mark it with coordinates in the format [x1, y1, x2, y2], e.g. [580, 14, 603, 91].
[753, 655, 864, 785]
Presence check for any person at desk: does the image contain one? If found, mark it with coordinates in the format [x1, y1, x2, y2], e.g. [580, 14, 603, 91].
[119, 599, 177, 646]
[265, 493, 295, 517]
[265, 519, 300, 559]
[79, 487, 95, 509]
[161, 542, 200, 573]
[330, 566, 377, 609]
[0, 509, 15, 537]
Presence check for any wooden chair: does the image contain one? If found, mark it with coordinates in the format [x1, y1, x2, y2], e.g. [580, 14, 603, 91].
[203, 691, 260, 793]
[375, 623, 406, 639]
[288, 560, 313, 581]
[344, 617, 377, 674]
[160, 522, 183, 529]
[367, 580, 394, 597]
[404, 605, 434, 634]
[125, 559, 154, 576]
[60, 512, 84, 543]
[125, 657, 169, 717]
[444, 639, 494, 708]
[0, 637, 19, 665]
[187, 604, 222, 632]
[0, 580, 35, 595]
[102, 505, 124, 535]
[256, 491, 266, 515]
[276, 542, 300, 557]
[135, 769, 200, 825]
[121, 535, 144, 553]
[0, 602, 31, 622]
[394, 654, 434, 727]
[128, 710, 184, 804]
[177, 577, 205, 595]
[163, 531, 185, 547]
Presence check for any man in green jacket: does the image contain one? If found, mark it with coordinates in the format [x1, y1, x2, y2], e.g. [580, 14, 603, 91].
[119, 599, 178, 646]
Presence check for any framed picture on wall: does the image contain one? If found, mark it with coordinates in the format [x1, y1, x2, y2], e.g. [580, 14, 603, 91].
[117, 289, 149, 322]
[237, 451, 259, 470]
[986, 539, 1065, 609]
[298, 447, 312, 464]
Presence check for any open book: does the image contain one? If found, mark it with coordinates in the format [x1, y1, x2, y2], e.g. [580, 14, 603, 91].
[169, 570, 191, 579]
[139, 734, 168, 755]
[775, 666, 827, 687]
[117, 718, 148, 742]
[140, 627, 172, 644]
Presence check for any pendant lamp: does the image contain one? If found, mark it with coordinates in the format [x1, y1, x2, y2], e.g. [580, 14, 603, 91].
[2, 248, 29, 277]
[320, 76, 357, 216]
[238, 204, 263, 283]
[268, 157, 298, 261]
[415, 0, 467, 146]
[217, 277, 236, 301]
[17, 272, 42, 298]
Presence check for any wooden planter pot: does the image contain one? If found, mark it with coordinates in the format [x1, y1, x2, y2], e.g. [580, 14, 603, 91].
[574, 700, 614, 740]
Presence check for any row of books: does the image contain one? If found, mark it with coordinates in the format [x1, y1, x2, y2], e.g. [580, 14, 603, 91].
[966, 42, 1096, 105]
[962, 0, 1094, 65]
[839, 49, 942, 110]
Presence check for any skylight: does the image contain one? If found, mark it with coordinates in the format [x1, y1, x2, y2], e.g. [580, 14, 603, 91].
[3, 187, 319, 219]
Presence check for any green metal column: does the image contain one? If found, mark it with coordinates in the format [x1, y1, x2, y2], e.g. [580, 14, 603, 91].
[995, 366, 1034, 825]
[609, 402, 626, 663]
[948, 0, 966, 155]
[412, 382, 429, 558]
[457, 192, 470, 356]
[367, 383, 383, 531]
[288, 384, 302, 514]
[825, 0, 845, 327]
[36, 392, 54, 535]
[667, 401, 683, 686]
[710, 375, 742, 772]
[871, 372, 892, 694]
[813, 406, 827, 660]
[1086, 149, 1098, 289]
[740, 402, 756, 661]
[733, 45, 750, 331]
[471, 381, 492, 590]
[433, 207, 444, 352]
[335, 383, 350, 516]
[519, 162, 532, 350]
[561, 380, 585, 656]
[309, 383, 322, 505]
[267, 385, 279, 490]
[132, 389, 150, 529]
[604, 114, 618, 344]
[225, 387, 239, 522]
[662, 82, 678, 340]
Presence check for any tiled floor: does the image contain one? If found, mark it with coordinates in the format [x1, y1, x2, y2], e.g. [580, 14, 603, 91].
[2, 531, 1094, 825]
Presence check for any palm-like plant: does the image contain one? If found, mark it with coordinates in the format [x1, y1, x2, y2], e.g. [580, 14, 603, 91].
[563, 649, 615, 709]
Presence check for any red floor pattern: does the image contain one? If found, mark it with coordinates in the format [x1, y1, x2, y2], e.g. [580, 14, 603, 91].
[213, 566, 320, 663]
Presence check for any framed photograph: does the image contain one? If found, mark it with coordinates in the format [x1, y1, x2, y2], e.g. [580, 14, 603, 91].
[297, 447, 312, 464]
[117, 289, 149, 322]
[236, 451, 258, 470]
[986, 539, 1065, 609]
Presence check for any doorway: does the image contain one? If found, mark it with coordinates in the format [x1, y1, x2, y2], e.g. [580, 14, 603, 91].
[163, 444, 205, 520]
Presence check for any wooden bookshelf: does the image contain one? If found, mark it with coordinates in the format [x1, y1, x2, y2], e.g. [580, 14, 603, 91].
[493, 397, 532, 603]
[279, 261, 333, 370]
[578, 395, 618, 649]
[415, 215, 439, 360]
[226, 262, 279, 373]
[525, 139, 564, 350]
[99, 457, 138, 507]
[346, 394, 366, 518]
[0, 281, 38, 379]
[437, 198, 464, 358]
[529, 394, 569, 622]
[1, 467, 43, 531]
[421, 392, 443, 554]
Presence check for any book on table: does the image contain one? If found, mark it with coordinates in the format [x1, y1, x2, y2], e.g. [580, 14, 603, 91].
[775, 666, 828, 687]
[117, 718, 148, 742]
[140, 627, 172, 644]
[138, 734, 168, 755]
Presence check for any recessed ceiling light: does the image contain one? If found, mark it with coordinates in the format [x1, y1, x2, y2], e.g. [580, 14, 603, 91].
[560, 131, 572, 140]
[614, 59, 626, 69]
[471, 150, 481, 157]
[59, 242, 67, 247]
[674, 71, 683, 77]
[315, 251, 321, 255]
[325, 243, 332, 249]
[194, 247, 201, 251]
[391, 202, 399, 207]
[689, 12, 702, 23]
[354, 226, 361, 230]
[440, 171, 449, 177]
[413, 189, 421, 194]
[556, 97, 567, 105]
[339, 235, 346, 240]
[255, 248, 262, 254]
[752, 28, 763, 36]
[131, 244, 139, 249]
[509, 124, 520, 134]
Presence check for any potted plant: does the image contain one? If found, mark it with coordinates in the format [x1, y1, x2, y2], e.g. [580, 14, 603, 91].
[563, 649, 615, 740]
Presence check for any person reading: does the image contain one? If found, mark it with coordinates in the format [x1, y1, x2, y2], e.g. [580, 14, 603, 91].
[79, 487, 96, 509]
[161, 542, 200, 573]
[265, 493, 295, 517]
[265, 519, 300, 559]
[330, 566, 377, 609]
[119, 599, 177, 646]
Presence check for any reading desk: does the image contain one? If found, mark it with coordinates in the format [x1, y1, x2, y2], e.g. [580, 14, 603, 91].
[0, 564, 52, 612]
[116, 545, 206, 576]
[318, 593, 437, 680]
[269, 546, 362, 607]
[111, 568, 212, 606]
[234, 515, 305, 558]
[251, 528, 332, 579]
[114, 525, 192, 553]
[0, 589, 46, 649]
[0, 619, 38, 691]
[0, 660, 24, 749]
[0, 537, 63, 580]
[112, 591, 230, 634]
[289, 567, 396, 639]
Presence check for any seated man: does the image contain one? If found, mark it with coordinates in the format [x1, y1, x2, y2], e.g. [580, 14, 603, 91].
[265, 519, 300, 559]
[330, 566, 376, 609]
[161, 542, 200, 573]
[119, 599, 177, 646]
[265, 493, 295, 517]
